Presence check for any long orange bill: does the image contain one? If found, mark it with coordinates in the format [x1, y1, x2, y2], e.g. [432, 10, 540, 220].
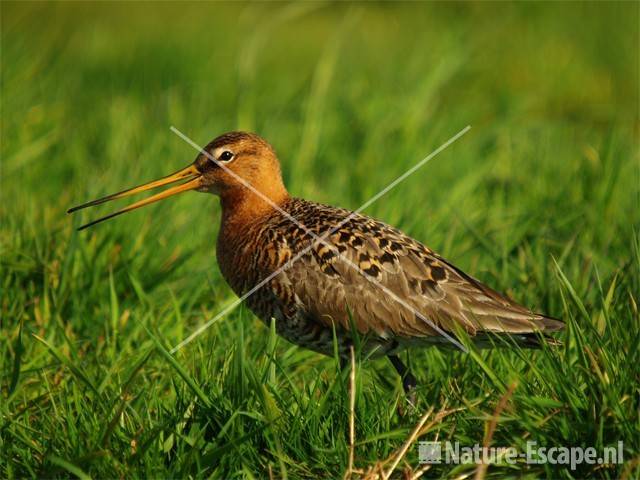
[67, 164, 202, 231]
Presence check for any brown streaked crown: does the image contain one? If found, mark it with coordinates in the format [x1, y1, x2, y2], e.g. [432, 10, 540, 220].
[206, 131, 274, 153]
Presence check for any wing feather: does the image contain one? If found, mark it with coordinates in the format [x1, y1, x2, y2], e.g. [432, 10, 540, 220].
[271, 201, 563, 344]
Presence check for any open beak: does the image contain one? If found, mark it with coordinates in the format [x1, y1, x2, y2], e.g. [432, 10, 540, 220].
[67, 164, 202, 230]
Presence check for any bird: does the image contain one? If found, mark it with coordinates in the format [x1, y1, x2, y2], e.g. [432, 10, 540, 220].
[68, 131, 564, 393]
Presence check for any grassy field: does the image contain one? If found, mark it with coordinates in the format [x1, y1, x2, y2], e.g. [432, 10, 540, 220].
[1, 2, 639, 478]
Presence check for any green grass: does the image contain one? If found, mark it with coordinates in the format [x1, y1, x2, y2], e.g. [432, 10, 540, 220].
[1, 2, 639, 478]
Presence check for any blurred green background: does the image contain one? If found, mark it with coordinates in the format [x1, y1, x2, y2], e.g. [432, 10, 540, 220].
[2, 2, 638, 478]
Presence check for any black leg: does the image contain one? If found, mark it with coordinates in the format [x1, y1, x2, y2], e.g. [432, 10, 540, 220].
[388, 355, 417, 393]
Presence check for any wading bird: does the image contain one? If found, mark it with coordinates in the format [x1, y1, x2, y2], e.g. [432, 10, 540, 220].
[68, 131, 563, 393]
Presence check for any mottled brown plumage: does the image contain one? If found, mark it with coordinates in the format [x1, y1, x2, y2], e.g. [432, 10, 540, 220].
[218, 196, 564, 356]
[69, 131, 564, 389]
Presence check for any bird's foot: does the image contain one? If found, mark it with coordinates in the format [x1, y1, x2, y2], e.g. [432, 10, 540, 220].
[397, 387, 418, 417]
[402, 375, 418, 412]
[388, 354, 419, 415]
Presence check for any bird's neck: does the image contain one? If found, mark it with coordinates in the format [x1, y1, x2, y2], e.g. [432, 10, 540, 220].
[219, 182, 290, 233]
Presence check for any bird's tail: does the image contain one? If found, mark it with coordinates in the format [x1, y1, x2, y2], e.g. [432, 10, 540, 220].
[515, 331, 563, 348]
[508, 312, 565, 348]
[536, 313, 565, 333]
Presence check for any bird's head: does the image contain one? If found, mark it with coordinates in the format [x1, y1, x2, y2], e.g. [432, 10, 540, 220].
[194, 131, 284, 196]
[68, 131, 288, 230]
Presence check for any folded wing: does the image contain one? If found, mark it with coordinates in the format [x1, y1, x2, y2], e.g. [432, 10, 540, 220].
[276, 201, 563, 342]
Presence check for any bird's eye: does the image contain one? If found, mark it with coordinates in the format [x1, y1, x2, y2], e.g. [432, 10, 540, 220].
[218, 151, 234, 162]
